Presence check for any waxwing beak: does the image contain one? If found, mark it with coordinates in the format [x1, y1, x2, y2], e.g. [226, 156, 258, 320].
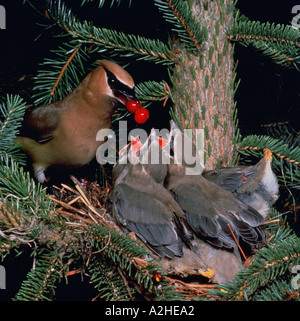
[169, 120, 184, 152]
[170, 123, 185, 165]
[113, 88, 136, 105]
[119, 140, 131, 156]
[148, 128, 159, 149]
[168, 120, 180, 151]
[147, 129, 171, 166]
[170, 119, 180, 133]
[138, 129, 157, 164]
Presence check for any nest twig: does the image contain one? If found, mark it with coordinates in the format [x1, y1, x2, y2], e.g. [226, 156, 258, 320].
[49, 176, 113, 227]
[166, 277, 218, 300]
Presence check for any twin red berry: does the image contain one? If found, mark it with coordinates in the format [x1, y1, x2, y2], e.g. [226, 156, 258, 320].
[125, 99, 142, 114]
[134, 108, 150, 124]
[125, 99, 149, 124]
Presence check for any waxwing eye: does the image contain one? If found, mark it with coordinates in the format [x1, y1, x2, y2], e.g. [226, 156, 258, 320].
[109, 78, 115, 86]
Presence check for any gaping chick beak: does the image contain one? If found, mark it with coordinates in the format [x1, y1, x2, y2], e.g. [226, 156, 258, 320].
[119, 136, 142, 156]
[138, 129, 156, 163]
[130, 136, 143, 155]
[139, 129, 172, 165]
[167, 120, 182, 156]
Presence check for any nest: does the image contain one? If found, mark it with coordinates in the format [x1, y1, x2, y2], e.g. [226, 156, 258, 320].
[49, 175, 218, 300]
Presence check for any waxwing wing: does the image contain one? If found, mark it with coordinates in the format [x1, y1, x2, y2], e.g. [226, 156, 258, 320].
[16, 60, 136, 183]
[202, 149, 279, 219]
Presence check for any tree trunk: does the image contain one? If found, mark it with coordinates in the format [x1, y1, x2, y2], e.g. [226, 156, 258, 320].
[170, 0, 235, 170]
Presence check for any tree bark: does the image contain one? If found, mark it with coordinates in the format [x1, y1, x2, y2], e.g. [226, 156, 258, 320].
[170, 0, 235, 170]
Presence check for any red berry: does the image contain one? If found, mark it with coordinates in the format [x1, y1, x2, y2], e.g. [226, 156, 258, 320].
[80, 178, 91, 188]
[134, 108, 149, 124]
[125, 99, 142, 114]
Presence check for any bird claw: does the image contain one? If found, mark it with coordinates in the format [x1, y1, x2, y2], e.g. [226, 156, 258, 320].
[34, 166, 47, 183]
[128, 232, 137, 241]
[198, 268, 215, 279]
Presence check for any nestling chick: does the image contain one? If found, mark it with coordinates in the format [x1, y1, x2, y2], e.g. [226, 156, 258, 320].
[112, 130, 192, 259]
[16, 60, 135, 183]
[202, 149, 279, 218]
[112, 136, 143, 186]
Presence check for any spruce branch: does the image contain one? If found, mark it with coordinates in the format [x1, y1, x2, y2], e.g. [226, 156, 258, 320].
[210, 228, 300, 300]
[13, 251, 65, 301]
[229, 16, 300, 69]
[89, 255, 135, 301]
[0, 157, 54, 217]
[238, 135, 300, 167]
[154, 0, 204, 50]
[33, 42, 93, 106]
[50, 45, 82, 97]
[254, 279, 300, 301]
[135, 80, 171, 106]
[46, 0, 177, 65]
[261, 122, 299, 147]
[0, 95, 26, 154]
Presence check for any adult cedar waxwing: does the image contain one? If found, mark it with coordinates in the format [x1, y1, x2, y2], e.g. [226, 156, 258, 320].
[202, 149, 279, 218]
[16, 60, 136, 183]
[112, 130, 213, 278]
